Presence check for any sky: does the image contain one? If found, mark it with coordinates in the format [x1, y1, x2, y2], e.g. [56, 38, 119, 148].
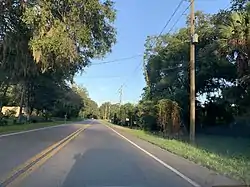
[74, 0, 231, 106]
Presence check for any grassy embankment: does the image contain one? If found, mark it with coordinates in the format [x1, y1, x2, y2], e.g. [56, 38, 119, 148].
[0, 118, 83, 135]
[104, 121, 250, 183]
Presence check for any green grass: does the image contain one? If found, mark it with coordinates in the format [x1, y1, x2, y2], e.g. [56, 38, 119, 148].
[0, 118, 83, 135]
[104, 122, 250, 184]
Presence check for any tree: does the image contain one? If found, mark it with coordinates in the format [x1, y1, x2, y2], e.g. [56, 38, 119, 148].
[157, 99, 181, 136]
[99, 102, 111, 119]
[109, 103, 120, 123]
[213, 1, 250, 119]
[215, 4, 249, 81]
[231, 0, 249, 11]
[120, 103, 135, 126]
[0, 0, 39, 121]
[140, 6, 249, 132]
[0, 0, 117, 123]
[137, 100, 157, 131]
[22, 0, 116, 74]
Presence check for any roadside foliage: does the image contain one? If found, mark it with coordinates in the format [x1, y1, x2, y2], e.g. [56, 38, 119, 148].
[102, 0, 250, 183]
[0, 0, 116, 124]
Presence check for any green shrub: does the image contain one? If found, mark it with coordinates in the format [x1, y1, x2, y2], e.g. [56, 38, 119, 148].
[0, 112, 8, 126]
[0, 119, 8, 126]
[29, 116, 50, 123]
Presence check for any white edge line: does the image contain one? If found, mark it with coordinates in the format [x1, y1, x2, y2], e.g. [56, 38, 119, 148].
[105, 124, 201, 187]
[0, 121, 84, 138]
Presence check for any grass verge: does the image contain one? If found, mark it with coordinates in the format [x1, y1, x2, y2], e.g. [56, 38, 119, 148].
[0, 118, 83, 135]
[103, 121, 250, 184]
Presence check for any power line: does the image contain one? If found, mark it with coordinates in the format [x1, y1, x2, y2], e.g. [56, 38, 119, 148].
[81, 60, 144, 80]
[116, 60, 143, 103]
[144, 0, 187, 85]
[119, 0, 188, 89]
[91, 0, 188, 100]
[80, 75, 126, 79]
[115, 0, 189, 103]
[90, 0, 186, 67]
[122, 61, 143, 87]
[116, 60, 143, 92]
[222, 3, 231, 11]
[153, 0, 192, 46]
[157, 64, 187, 72]
[89, 0, 227, 68]
[158, 0, 185, 37]
[168, 3, 192, 34]
[91, 54, 143, 66]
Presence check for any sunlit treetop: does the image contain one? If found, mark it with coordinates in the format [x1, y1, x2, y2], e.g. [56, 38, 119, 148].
[22, 0, 116, 72]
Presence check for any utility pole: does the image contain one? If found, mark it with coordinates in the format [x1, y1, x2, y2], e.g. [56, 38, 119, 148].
[108, 103, 111, 120]
[104, 104, 107, 120]
[190, 0, 196, 142]
[119, 85, 123, 107]
[118, 85, 123, 121]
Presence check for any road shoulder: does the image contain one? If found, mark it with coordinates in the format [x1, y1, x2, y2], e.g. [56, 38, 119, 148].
[103, 122, 241, 187]
[0, 120, 84, 138]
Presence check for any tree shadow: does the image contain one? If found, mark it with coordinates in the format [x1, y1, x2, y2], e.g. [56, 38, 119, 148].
[62, 149, 144, 187]
[195, 134, 250, 159]
[143, 130, 250, 159]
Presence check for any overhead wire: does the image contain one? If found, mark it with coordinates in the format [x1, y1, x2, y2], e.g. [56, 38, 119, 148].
[144, 2, 193, 76]
[89, 1, 230, 67]
[222, 3, 232, 11]
[143, 0, 188, 85]
[167, 2, 192, 34]
[120, 60, 144, 88]
[90, 0, 186, 67]
[141, 0, 232, 84]
[80, 75, 126, 79]
[157, 0, 186, 37]
[93, 1, 232, 103]
[118, 0, 188, 94]
[84, 0, 190, 96]
[91, 54, 143, 66]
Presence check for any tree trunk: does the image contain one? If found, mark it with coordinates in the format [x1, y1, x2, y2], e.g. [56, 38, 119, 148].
[0, 83, 10, 113]
[130, 114, 133, 128]
[18, 85, 25, 123]
[0, 101, 2, 114]
[26, 82, 31, 122]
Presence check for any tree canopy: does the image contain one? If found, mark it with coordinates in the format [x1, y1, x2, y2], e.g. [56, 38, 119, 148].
[138, 0, 250, 135]
[108, 1, 250, 138]
[0, 0, 116, 124]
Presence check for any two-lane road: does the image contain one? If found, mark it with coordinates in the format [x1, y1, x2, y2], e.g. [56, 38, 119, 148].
[0, 120, 195, 187]
[0, 120, 92, 181]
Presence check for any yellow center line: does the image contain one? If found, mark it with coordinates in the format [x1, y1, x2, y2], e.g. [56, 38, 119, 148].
[0, 125, 90, 187]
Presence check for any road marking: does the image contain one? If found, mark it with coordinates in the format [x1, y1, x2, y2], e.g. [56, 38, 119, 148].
[0, 125, 89, 187]
[105, 125, 201, 187]
[0, 121, 85, 138]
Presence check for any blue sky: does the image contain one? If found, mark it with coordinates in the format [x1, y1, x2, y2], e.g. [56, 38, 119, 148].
[74, 0, 231, 106]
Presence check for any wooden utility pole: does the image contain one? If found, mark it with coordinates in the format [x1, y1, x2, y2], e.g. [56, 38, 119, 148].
[104, 104, 107, 120]
[119, 86, 123, 107]
[108, 103, 111, 120]
[189, 0, 196, 142]
[118, 85, 123, 120]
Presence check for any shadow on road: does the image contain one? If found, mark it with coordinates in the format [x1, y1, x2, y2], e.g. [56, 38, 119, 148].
[62, 149, 144, 187]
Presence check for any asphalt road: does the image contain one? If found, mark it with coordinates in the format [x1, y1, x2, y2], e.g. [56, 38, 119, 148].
[10, 120, 194, 187]
[0, 120, 91, 181]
